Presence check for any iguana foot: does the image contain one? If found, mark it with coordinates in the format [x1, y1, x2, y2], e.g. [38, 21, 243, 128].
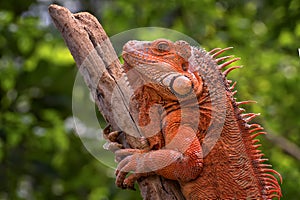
[116, 171, 155, 190]
[114, 136, 204, 187]
[115, 148, 145, 162]
[114, 148, 151, 189]
[103, 125, 153, 189]
[103, 125, 123, 152]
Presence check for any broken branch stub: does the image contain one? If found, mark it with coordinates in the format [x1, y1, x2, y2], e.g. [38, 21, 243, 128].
[48, 4, 184, 200]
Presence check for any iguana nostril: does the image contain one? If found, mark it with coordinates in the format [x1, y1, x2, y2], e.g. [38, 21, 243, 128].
[171, 75, 192, 96]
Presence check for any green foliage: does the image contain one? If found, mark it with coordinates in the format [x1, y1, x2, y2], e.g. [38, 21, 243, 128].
[1, 0, 299, 199]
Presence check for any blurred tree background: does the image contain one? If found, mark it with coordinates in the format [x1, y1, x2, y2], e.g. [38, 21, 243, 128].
[1, 0, 299, 199]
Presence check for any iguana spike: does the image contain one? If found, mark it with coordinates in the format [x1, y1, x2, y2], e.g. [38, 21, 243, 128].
[212, 47, 233, 58]
[261, 169, 283, 184]
[248, 123, 261, 129]
[253, 144, 262, 149]
[227, 79, 233, 84]
[215, 55, 234, 64]
[253, 153, 265, 158]
[231, 90, 237, 96]
[257, 158, 268, 163]
[250, 132, 266, 139]
[229, 81, 237, 90]
[262, 172, 276, 178]
[263, 177, 281, 186]
[218, 57, 241, 70]
[262, 173, 281, 185]
[267, 188, 282, 195]
[236, 100, 257, 106]
[267, 187, 282, 195]
[241, 113, 261, 122]
[241, 113, 259, 118]
[259, 163, 272, 168]
[238, 108, 246, 113]
[268, 193, 281, 199]
[249, 127, 264, 133]
[208, 47, 222, 54]
[251, 149, 262, 154]
[251, 139, 260, 144]
[223, 65, 242, 77]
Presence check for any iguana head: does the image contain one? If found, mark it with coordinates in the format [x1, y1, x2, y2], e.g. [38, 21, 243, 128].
[122, 39, 203, 99]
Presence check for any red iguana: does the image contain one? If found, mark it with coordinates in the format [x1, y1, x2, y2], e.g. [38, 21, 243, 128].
[105, 39, 282, 199]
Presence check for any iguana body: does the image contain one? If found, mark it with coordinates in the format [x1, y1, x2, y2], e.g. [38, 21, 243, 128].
[112, 39, 282, 199]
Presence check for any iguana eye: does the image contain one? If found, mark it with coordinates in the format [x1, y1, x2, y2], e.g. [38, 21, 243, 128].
[157, 42, 170, 52]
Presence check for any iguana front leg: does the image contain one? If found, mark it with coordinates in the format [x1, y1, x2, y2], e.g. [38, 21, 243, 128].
[115, 125, 203, 189]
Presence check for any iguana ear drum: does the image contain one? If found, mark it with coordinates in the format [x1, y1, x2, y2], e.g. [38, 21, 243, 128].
[170, 75, 193, 97]
[161, 73, 193, 97]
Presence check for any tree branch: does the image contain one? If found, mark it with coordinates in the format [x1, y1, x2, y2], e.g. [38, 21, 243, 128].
[265, 133, 300, 161]
[48, 4, 185, 200]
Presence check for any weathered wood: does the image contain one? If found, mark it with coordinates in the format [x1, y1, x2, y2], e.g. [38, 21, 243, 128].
[48, 4, 185, 200]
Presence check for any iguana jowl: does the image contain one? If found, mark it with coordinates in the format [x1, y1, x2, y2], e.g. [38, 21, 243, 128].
[108, 39, 282, 199]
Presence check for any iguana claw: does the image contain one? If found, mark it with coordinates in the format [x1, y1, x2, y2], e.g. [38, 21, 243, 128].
[103, 125, 123, 152]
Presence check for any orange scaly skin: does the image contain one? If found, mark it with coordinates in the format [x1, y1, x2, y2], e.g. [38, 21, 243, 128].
[114, 39, 282, 199]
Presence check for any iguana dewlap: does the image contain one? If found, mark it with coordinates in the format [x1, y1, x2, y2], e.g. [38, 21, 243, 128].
[111, 39, 282, 199]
